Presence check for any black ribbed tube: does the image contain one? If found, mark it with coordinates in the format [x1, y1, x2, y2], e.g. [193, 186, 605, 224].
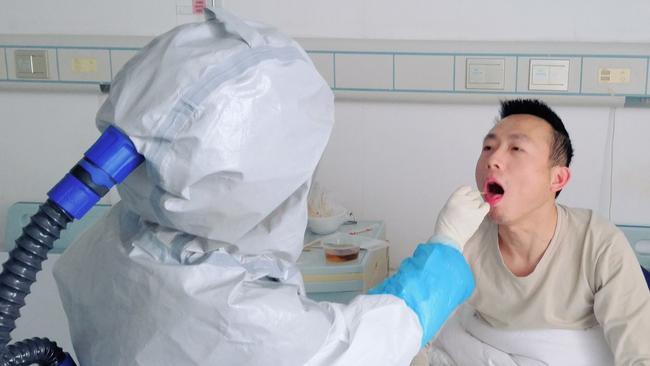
[0, 337, 68, 366]
[0, 200, 72, 364]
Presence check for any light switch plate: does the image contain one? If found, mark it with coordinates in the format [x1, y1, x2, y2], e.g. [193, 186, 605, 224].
[466, 58, 505, 90]
[14, 49, 49, 79]
[529, 59, 569, 91]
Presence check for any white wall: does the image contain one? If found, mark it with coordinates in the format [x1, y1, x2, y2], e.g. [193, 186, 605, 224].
[3, 0, 650, 41]
[226, 0, 650, 42]
[1, 1, 649, 268]
[0, 91, 108, 243]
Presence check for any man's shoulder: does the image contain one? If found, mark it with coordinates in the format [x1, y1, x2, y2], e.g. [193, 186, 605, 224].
[559, 204, 627, 249]
[559, 204, 593, 219]
[560, 205, 616, 230]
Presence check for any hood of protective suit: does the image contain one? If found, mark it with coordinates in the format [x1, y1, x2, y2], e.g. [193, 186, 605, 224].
[97, 8, 334, 262]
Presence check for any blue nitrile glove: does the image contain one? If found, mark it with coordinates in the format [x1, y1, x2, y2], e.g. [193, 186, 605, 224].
[369, 186, 488, 346]
[369, 241, 475, 347]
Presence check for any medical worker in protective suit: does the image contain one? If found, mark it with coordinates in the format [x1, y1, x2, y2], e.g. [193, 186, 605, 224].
[53, 7, 488, 366]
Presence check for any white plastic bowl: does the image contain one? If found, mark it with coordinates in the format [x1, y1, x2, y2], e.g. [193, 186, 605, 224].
[307, 211, 348, 235]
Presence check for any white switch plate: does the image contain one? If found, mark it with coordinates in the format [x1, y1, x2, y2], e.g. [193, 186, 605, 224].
[466, 58, 505, 90]
[14, 49, 49, 79]
[529, 59, 570, 91]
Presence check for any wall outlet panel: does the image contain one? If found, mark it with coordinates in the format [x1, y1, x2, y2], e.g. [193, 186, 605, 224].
[1, 35, 650, 105]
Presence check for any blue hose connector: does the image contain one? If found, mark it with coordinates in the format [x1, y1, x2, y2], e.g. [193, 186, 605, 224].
[0, 127, 141, 364]
[84, 126, 144, 184]
[47, 126, 144, 219]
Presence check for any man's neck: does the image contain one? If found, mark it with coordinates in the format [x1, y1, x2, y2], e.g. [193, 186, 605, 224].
[498, 201, 558, 276]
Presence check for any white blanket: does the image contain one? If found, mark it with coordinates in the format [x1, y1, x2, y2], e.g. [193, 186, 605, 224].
[433, 305, 614, 366]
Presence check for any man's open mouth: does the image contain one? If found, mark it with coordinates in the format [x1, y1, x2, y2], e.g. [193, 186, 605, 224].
[487, 182, 504, 195]
[484, 180, 505, 205]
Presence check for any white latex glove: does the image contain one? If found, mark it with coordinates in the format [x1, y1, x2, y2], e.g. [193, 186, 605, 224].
[432, 186, 489, 251]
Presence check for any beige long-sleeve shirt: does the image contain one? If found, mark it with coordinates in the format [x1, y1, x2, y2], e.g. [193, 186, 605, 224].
[464, 204, 650, 365]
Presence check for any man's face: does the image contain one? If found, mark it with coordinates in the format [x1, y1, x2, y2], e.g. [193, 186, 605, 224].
[475, 114, 559, 225]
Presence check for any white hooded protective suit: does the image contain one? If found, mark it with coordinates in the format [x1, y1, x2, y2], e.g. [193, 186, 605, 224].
[53, 7, 422, 366]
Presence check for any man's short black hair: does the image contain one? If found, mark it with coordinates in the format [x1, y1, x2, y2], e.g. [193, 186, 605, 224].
[499, 99, 573, 198]
[499, 99, 574, 167]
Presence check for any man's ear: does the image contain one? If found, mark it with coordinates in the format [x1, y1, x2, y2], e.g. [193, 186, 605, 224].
[551, 166, 571, 194]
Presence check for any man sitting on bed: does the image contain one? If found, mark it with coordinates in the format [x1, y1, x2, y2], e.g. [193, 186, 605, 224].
[432, 99, 650, 366]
